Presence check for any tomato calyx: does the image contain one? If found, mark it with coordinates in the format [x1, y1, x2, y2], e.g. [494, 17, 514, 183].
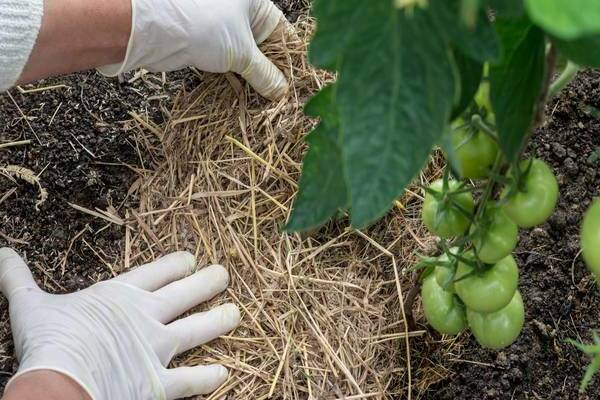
[452, 116, 497, 147]
[469, 204, 499, 246]
[469, 114, 498, 144]
[413, 244, 467, 292]
[419, 243, 494, 290]
[503, 158, 535, 198]
[423, 169, 474, 226]
[450, 256, 493, 284]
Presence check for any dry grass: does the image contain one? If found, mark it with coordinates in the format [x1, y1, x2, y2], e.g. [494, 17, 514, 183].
[119, 16, 456, 399]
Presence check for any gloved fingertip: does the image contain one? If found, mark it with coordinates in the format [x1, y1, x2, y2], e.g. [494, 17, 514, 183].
[263, 70, 289, 101]
[257, 83, 289, 101]
[219, 303, 242, 330]
[0, 247, 19, 260]
[201, 365, 228, 393]
[241, 51, 289, 101]
[0, 248, 40, 299]
[204, 264, 230, 289]
[251, 0, 286, 44]
[267, 16, 296, 43]
[164, 364, 229, 398]
[162, 251, 197, 273]
[180, 251, 197, 270]
[212, 364, 229, 382]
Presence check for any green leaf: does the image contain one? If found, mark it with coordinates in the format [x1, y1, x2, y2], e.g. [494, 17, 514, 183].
[286, 85, 349, 232]
[567, 338, 600, 355]
[451, 49, 483, 119]
[430, 0, 501, 63]
[580, 356, 600, 392]
[554, 35, 600, 68]
[489, 17, 546, 161]
[304, 83, 337, 121]
[331, 3, 456, 227]
[525, 0, 600, 40]
[309, 0, 361, 70]
[484, 0, 524, 17]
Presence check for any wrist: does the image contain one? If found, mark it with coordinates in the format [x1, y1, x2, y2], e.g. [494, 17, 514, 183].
[19, 0, 132, 84]
[3, 370, 92, 400]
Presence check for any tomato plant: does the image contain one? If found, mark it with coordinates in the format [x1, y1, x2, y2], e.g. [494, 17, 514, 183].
[502, 159, 559, 228]
[421, 179, 474, 238]
[285, 0, 600, 388]
[467, 290, 525, 350]
[455, 254, 519, 313]
[581, 200, 600, 281]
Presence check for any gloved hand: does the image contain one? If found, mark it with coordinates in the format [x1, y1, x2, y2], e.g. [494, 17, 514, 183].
[0, 248, 241, 400]
[99, 0, 289, 100]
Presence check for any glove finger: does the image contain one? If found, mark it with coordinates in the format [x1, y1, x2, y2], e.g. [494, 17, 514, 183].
[162, 364, 228, 399]
[168, 303, 240, 355]
[250, 0, 285, 44]
[238, 45, 288, 100]
[0, 248, 40, 300]
[153, 264, 229, 322]
[113, 251, 196, 291]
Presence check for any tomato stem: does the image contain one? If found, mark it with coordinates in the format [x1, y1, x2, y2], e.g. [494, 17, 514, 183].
[470, 114, 498, 143]
[516, 43, 558, 162]
[460, 0, 479, 29]
[474, 152, 504, 221]
[548, 61, 580, 99]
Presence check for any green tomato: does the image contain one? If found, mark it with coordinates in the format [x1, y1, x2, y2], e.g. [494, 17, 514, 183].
[467, 290, 525, 350]
[581, 200, 600, 281]
[451, 121, 498, 179]
[435, 266, 455, 292]
[503, 159, 559, 228]
[422, 179, 475, 238]
[434, 247, 461, 292]
[421, 274, 467, 336]
[455, 254, 519, 313]
[471, 205, 519, 264]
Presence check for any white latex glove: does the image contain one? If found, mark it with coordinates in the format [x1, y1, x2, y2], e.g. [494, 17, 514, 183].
[0, 248, 241, 400]
[99, 0, 289, 100]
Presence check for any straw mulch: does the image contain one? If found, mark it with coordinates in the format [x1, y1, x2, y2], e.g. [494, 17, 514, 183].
[121, 16, 459, 400]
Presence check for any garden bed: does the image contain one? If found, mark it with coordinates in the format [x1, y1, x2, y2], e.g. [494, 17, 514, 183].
[0, 4, 599, 399]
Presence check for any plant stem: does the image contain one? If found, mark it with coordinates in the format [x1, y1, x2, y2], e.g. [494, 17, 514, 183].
[548, 61, 580, 99]
[471, 114, 498, 142]
[474, 152, 504, 220]
[516, 44, 558, 162]
[460, 0, 479, 29]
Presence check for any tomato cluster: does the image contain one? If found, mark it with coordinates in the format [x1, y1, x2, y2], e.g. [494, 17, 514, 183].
[419, 81, 558, 350]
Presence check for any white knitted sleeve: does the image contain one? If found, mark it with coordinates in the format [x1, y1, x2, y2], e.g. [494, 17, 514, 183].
[0, 0, 44, 91]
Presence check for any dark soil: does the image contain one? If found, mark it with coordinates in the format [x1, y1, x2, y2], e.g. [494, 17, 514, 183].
[425, 70, 600, 399]
[277, 0, 311, 22]
[0, 70, 191, 377]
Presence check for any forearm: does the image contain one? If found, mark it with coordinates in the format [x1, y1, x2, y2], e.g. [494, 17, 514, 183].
[2, 370, 91, 400]
[18, 0, 131, 84]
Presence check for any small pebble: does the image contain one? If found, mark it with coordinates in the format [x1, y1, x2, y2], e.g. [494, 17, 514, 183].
[552, 143, 566, 158]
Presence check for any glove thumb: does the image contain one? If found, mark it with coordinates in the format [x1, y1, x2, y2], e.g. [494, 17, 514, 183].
[0, 248, 40, 300]
[239, 45, 288, 100]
